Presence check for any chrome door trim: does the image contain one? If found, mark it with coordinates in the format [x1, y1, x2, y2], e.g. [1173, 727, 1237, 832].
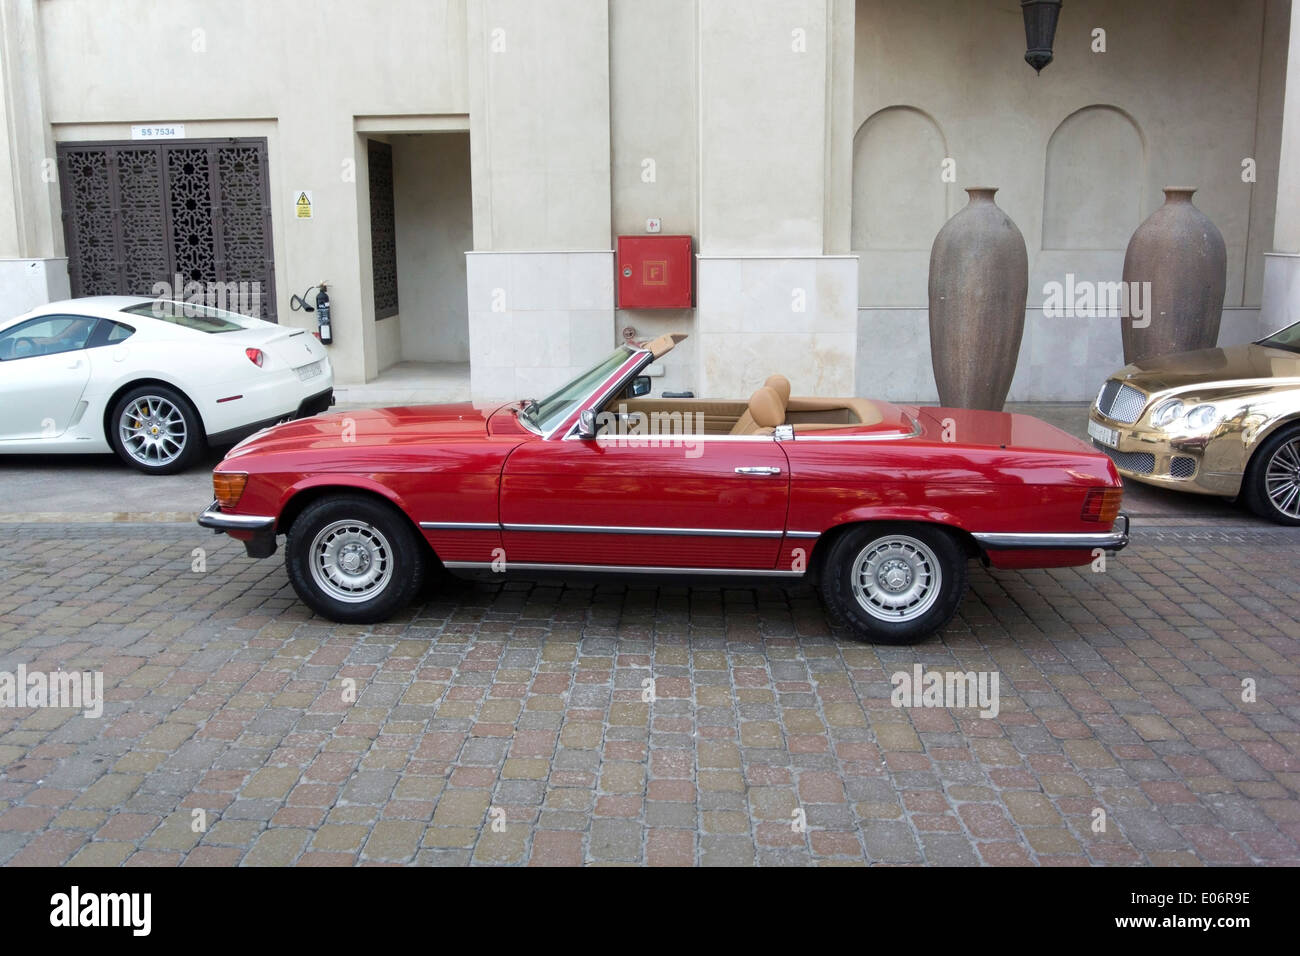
[503, 522, 784, 539]
[419, 521, 501, 531]
[443, 560, 803, 577]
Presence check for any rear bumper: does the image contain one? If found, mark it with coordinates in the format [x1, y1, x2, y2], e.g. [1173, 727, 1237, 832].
[197, 500, 278, 558]
[206, 387, 334, 447]
[972, 513, 1130, 552]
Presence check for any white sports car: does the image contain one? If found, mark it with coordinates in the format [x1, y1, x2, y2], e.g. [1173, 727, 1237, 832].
[0, 296, 333, 474]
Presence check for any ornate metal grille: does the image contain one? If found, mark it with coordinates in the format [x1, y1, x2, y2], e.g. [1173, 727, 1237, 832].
[58, 139, 276, 320]
[1095, 380, 1148, 425]
[368, 139, 399, 319]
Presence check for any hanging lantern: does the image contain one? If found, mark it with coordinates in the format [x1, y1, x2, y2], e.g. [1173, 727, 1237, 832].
[1022, 0, 1063, 73]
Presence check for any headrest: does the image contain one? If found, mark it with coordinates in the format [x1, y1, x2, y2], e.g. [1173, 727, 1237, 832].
[764, 374, 791, 405]
[749, 386, 784, 428]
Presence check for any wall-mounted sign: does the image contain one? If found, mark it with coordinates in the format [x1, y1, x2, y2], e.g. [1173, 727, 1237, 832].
[130, 124, 185, 140]
[294, 190, 313, 220]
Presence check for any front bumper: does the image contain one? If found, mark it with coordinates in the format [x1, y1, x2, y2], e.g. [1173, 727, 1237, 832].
[1087, 407, 1245, 496]
[198, 500, 278, 558]
[972, 513, 1129, 552]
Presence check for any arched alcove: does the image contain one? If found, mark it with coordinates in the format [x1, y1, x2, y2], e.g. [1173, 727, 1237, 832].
[1042, 105, 1145, 250]
[851, 106, 948, 251]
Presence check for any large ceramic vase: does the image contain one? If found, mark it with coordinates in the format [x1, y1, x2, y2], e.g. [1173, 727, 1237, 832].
[1121, 187, 1226, 364]
[928, 187, 1028, 411]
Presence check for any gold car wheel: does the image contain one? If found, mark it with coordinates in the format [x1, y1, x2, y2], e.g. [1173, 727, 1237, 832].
[1264, 437, 1300, 519]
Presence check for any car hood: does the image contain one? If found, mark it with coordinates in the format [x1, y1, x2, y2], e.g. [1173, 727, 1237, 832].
[223, 401, 509, 459]
[1114, 343, 1300, 393]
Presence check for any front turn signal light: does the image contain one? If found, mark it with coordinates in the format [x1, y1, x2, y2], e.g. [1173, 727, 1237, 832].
[1081, 486, 1123, 524]
[213, 472, 249, 510]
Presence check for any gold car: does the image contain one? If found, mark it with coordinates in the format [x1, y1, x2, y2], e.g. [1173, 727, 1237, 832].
[1088, 321, 1300, 524]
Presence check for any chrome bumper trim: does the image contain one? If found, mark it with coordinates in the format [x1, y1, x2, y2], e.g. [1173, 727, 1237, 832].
[972, 513, 1130, 551]
[197, 500, 276, 532]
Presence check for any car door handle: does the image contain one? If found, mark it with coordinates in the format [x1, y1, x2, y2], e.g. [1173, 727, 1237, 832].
[67, 359, 82, 369]
[735, 466, 781, 475]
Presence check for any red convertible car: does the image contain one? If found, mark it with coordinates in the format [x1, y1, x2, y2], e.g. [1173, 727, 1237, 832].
[198, 333, 1128, 643]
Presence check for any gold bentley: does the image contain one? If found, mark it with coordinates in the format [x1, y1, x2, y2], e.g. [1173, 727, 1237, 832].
[1088, 320, 1300, 524]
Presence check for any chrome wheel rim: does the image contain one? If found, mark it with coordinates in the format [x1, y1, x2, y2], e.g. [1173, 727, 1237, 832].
[1264, 438, 1300, 518]
[308, 519, 394, 603]
[850, 534, 942, 622]
[118, 395, 187, 466]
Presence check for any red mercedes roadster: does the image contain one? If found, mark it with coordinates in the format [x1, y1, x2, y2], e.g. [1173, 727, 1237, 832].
[198, 333, 1128, 643]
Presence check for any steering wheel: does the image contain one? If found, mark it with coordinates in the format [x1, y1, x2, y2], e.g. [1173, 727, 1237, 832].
[11, 337, 36, 358]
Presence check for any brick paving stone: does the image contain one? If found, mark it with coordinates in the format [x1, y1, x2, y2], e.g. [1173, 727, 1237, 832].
[0, 523, 1296, 867]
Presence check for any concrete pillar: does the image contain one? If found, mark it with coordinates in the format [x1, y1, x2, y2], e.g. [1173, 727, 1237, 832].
[0, 0, 68, 320]
[1263, 0, 1300, 332]
[694, 0, 857, 398]
[464, 0, 615, 400]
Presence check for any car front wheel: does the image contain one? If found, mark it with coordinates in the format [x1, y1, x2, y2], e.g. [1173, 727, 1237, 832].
[1243, 425, 1300, 525]
[109, 384, 203, 474]
[819, 523, 967, 644]
[285, 494, 426, 623]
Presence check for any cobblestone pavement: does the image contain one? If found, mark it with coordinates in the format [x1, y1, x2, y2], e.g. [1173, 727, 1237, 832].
[0, 522, 1297, 867]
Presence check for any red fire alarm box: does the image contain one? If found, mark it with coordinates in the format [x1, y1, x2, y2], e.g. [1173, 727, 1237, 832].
[617, 235, 693, 308]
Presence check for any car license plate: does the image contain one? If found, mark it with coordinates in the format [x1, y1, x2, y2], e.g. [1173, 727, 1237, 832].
[1088, 419, 1119, 448]
[296, 360, 323, 381]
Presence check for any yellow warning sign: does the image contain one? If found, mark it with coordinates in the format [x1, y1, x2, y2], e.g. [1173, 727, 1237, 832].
[294, 190, 313, 220]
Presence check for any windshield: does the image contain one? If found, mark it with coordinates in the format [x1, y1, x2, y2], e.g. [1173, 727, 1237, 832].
[120, 300, 263, 333]
[521, 346, 636, 435]
[1259, 321, 1300, 353]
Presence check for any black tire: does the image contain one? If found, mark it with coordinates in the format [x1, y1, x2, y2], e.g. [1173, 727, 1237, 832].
[285, 494, 426, 623]
[1242, 424, 1300, 525]
[108, 384, 204, 475]
[818, 523, 967, 644]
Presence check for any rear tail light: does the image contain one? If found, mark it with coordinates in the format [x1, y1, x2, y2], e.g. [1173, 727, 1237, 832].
[245, 347, 264, 367]
[1081, 486, 1123, 524]
[213, 472, 249, 510]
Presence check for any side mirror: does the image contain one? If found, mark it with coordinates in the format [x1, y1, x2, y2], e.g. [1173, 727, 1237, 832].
[630, 375, 651, 398]
[577, 408, 598, 440]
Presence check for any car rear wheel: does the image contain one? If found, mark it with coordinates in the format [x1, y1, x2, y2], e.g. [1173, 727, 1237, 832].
[819, 523, 967, 644]
[1243, 424, 1300, 525]
[109, 384, 203, 475]
[285, 494, 426, 623]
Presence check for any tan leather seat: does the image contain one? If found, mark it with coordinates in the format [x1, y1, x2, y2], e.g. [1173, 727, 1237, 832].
[730, 385, 785, 436]
[764, 374, 791, 406]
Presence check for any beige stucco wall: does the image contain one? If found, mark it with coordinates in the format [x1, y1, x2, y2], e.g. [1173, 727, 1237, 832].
[850, 0, 1289, 401]
[852, 0, 1286, 310]
[466, 0, 611, 252]
[35, 0, 470, 384]
[11, 0, 1294, 399]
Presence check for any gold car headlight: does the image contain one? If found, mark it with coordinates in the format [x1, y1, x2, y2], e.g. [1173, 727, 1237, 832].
[1151, 399, 1185, 428]
[1184, 404, 1221, 430]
